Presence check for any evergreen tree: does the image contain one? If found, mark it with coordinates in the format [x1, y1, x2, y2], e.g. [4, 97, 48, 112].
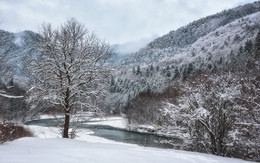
[218, 57, 223, 65]
[229, 50, 234, 59]
[181, 66, 188, 80]
[207, 63, 212, 70]
[150, 64, 154, 71]
[174, 68, 180, 78]
[239, 46, 243, 54]
[132, 67, 136, 74]
[187, 63, 194, 75]
[156, 66, 159, 71]
[110, 76, 115, 86]
[244, 40, 253, 53]
[166, 71, 171, 77]
[145, 68, 150, 77]
[136, 65, 141, 75]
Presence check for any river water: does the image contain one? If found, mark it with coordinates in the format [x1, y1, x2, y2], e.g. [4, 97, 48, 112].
[25, 118, 183, 149]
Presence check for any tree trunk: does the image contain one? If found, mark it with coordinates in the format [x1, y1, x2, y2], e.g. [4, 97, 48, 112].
[63, 109, 70, 138]
[63, 87, 70, 138]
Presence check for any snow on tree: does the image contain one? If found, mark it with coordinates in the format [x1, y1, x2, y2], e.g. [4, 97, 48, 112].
[28, 18, 111, 138]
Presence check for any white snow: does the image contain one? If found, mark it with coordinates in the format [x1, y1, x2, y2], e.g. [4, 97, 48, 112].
[86, 116, 128, 129]
[0, 137, 254, 163]
[27, 125, 128, 145]
[0, 93, 24, 99]
[0, 117, 256, 163]
[39, 114, 64, 119]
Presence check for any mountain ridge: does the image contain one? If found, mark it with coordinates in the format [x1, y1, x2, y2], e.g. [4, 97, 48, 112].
[120, 1, 260, 69]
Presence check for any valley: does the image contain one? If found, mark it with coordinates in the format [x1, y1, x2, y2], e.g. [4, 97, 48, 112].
[0, 1, 259, 162]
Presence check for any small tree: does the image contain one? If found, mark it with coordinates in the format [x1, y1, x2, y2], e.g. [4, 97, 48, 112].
[132, 67, 136, 74]
[244, 40, 253, 53]
[29, 18, 111, 138]
[136, 65, 141, 75]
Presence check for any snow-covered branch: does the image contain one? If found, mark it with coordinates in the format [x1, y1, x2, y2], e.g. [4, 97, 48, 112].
[0, 93, 23, 99]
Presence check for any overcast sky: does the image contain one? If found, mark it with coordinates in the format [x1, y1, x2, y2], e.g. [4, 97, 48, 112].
[0, 0, 256, 45]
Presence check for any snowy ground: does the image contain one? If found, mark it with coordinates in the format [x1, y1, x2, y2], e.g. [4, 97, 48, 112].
[85, 116, 128, 129]
[0, 137, 255, 163]
[27, 125, 128, 145]
[0, 117, 256, 163]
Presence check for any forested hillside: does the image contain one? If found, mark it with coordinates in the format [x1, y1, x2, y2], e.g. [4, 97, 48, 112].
[125, 49, 260, 161]
[108, 2, 260, 161]
[0, 30, 40, 87]
[121, 1, 260, 68]
[109, 11, 260, 112]
[0, 30, 40, 122]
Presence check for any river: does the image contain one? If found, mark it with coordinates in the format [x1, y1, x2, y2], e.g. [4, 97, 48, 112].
[25, 118, 183, 149]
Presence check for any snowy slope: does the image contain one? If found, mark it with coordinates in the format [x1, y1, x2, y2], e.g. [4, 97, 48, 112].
[159, 11, 260, 67]
[0, 30, 40, 87]
[109, 10, 260, 111]
[120, 1, 260, 69]
[0, 137, 255, 163]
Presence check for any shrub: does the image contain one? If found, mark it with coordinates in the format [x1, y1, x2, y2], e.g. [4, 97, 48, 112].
[0, 121, 33, 143]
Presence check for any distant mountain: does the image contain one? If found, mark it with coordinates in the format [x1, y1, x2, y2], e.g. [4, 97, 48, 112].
[0, 30, 40, 87]
[120, 1, 260, 69]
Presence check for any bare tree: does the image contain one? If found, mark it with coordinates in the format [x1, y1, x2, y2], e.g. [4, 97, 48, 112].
[29, 18, 111, 138]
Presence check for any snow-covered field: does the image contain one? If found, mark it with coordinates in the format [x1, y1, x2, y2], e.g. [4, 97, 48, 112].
[0, 137, 255, 163]
[0, 118, 256, 163]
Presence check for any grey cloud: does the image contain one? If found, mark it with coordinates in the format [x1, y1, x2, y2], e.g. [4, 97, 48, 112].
[0, 0, 256, 46]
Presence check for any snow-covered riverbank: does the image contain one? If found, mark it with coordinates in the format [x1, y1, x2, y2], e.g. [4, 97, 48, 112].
[85, 116, 128, 130]
[85, 116, 185, 139]
[0, 117, 256, 163]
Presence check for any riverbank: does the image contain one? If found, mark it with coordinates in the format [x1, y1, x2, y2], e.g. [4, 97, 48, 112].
[85, 116, 128, 130]
[17, 116, 257, 163]
[85, 115, 186, 141]
[35, 114, 186, 142]
[27, 124, 129, 145]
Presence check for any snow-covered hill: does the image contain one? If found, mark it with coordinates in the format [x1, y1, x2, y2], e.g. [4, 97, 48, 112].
[109, 2, 260, 112]
[0, 137, 254, 163]
[107, 2, 260, 161]
[0, 30, 40, 87]
[120, 1, 260, 69]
